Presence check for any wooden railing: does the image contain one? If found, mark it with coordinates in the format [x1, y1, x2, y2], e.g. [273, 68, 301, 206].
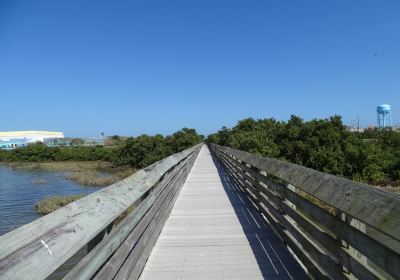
[0, 144, 202, 280]
[211, 144, 400, 280]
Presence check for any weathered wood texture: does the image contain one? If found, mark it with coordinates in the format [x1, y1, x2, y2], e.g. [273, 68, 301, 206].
[0, 144, 202, 280]
[139, 146, 307, 280]
[211, 144, 400, 280]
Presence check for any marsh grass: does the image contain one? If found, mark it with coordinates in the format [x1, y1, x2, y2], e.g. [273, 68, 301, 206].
[6, 161, 115, 172]
[65, 170, 133, 186]
[35, 195, 84, 215]
[6, 161, 135, 186]
[13, 161, 135, 215]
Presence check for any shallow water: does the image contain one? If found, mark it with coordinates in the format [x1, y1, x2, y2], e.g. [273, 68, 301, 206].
[0, 164, 101, 236]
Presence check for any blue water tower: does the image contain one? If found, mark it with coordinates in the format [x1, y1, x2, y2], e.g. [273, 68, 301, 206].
[377, 104, 392, 129]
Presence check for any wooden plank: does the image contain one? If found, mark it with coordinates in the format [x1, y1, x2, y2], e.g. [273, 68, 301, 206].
[140, 146, 307, 280]
[95, 152, 200, 280]
[123, 156, 197, 280]
[63, 155, 193, 280]
[123, 163, 190, 280]
[93, 163, 190, 279]
[113, 168, 188, 279]
[246, 171, 400, 279]
[224, 154, 342, 260]
[216, 150, 345, 280]
[213, 144, 400, 242]
[212, 144, 400, 280]
[221, 155, 343, 257]
[0, 144, 202, 280]
[216, 151, 329, 279]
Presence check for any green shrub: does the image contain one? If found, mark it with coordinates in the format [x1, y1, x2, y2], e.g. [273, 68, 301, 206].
[208, 116, 400, 186]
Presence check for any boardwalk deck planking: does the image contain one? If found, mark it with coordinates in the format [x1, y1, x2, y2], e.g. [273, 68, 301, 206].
[139, 146, 306, 280]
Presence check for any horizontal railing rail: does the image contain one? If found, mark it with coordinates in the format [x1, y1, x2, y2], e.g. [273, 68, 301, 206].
[0, 143, 202, 280]
[210, 143, 400, 280]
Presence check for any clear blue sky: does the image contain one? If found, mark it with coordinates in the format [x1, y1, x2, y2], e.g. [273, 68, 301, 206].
[0, 0, 399, 137]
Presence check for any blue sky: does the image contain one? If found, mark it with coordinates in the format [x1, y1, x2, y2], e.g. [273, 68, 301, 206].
[0, 0, 399, 137]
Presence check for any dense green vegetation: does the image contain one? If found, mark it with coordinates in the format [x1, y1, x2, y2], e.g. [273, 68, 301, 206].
[0, 128, 204, 169]
[207, 116, 400, 187]
[0, 145, 115, 162]
[113, 128, 204, 168]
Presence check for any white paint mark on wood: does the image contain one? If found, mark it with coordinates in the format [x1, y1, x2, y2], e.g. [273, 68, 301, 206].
[40, 240, 53, 256]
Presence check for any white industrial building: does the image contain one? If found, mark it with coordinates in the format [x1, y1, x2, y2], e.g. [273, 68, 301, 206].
[0, 131, 64, 143]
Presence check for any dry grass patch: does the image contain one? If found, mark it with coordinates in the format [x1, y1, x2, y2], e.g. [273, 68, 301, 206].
[65, 170, 133, 186]
[35, 195, 85, 215]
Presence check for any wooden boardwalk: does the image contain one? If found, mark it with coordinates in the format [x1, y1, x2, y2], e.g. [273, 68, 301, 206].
[2, 144, 398, 280]
[139, 146, 307, 280]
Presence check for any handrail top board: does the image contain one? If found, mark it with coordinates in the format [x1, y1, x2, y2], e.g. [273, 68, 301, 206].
[212, 144, 400, 242]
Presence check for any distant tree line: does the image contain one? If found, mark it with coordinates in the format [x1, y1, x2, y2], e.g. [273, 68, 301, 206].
[0, 128, 204, 169]
[0, 144, 115, 162]
[207, 116, 400, 187]
[113, 128, 204, 168]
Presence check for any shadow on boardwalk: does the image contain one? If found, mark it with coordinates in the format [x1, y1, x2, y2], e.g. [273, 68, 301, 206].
[209, 148, 308, 280]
